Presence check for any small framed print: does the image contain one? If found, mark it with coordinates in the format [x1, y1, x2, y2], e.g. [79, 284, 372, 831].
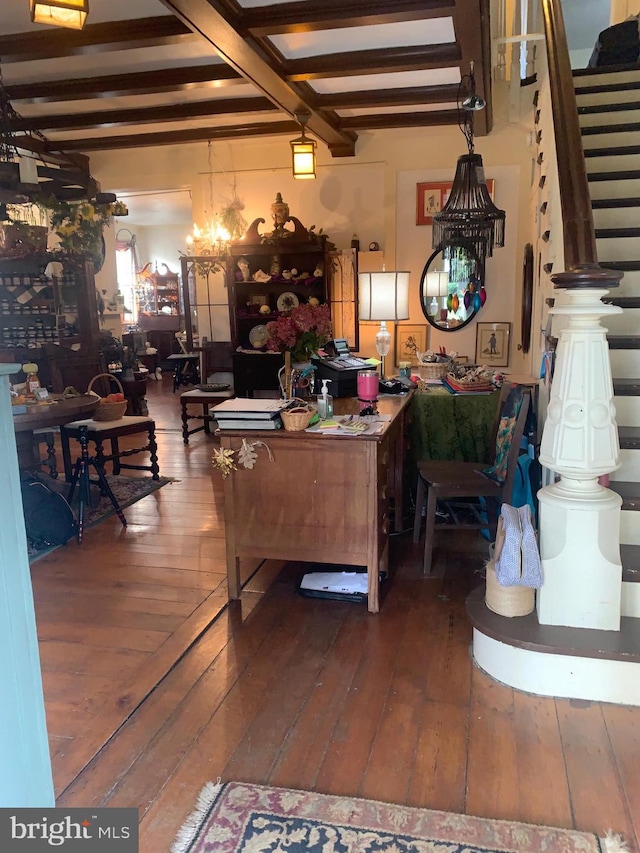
[417, 179, 495, 226]
[249, 293, 268, 306]
[475, 322, 511, 367]
[395, 324, 428, 365]
[34, 387, 50, 401]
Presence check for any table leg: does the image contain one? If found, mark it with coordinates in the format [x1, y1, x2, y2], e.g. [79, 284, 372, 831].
[181, 401, 190, 444]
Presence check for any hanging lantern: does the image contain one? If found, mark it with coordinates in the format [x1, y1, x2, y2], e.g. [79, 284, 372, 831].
[446, 292, 453, 312]
[30, 0, 88, 30]
[290, 111, 317, 180]
[464, 290, 473, 310]
[451, 292, 459, 313]
[473, 292, 482, 311]
[479, 286, 487, 305]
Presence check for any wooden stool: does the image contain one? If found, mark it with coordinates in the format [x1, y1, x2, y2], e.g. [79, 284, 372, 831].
[60, 416, 160, 482]
[180, 388, 233, 444]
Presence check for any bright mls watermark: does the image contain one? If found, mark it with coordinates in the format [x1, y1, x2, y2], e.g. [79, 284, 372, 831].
[0, 808, 138, 851]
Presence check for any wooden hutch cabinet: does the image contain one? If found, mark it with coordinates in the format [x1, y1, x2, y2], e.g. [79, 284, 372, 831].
[0, 254, 101, 390]
[227, 216, 337, 397]
[136, 263, 180, 316]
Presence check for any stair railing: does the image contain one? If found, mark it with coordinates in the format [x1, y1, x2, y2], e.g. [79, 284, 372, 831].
[540, 0, 597, 268]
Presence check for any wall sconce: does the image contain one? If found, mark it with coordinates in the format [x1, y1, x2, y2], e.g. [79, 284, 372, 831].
[30, 0, 88, 30]
[358, 269, 410, 378]
[290, 111, 316, 180]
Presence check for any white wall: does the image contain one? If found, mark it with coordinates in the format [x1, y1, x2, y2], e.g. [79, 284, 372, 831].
[89, 119, 534, 368]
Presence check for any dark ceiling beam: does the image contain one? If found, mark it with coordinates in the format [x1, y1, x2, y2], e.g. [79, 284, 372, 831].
[318, 84, 460, 109]
[0, 17, 196, 63]
[339, 109, 460, 129]
[159, 0, 357, 156]
[13, 97, 277, 132]
[5, 65, 243, 104]
[452, 0, 491, 135]
[48, 120, 303, 152]
[48, 108, 463, 153]
[284, 43, 461, 81]
[243, 0, 455, 36]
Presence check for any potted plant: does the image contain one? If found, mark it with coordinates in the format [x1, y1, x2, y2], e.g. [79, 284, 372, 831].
[39, 197, 128, 271]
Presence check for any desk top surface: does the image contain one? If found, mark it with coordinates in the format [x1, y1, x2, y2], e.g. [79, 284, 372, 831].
[219, 392, 412, 440]
[12, 395, 99, 432]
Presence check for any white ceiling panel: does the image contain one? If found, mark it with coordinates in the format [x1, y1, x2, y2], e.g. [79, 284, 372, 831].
[337, 102, 459, 118]
[270, 18, 455, 59]
[311, 67, 461, 96]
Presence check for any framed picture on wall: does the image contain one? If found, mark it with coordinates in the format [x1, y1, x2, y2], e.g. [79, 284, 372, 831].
[395, 324, 428, 365]
[416, 179, 495, 225]
[475, 322, 511, 367]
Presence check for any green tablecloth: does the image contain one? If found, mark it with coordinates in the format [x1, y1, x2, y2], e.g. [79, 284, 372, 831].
[410, 387, 500, 464]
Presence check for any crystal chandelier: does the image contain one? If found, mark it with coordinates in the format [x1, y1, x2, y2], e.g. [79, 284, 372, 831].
[185, 141, 232, 269]
[432, 63, 505, 267]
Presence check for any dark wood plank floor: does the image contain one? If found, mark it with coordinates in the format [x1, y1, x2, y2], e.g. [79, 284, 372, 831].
[30, 378, 640, 853]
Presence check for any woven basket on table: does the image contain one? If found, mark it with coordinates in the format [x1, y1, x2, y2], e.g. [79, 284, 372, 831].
[88, 373, 128, 421]
[416, 360, 449, 380]
[281, 403, 316, 432]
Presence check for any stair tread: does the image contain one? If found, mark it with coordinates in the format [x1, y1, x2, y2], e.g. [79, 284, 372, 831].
[585, 145, 640, 157]
[619, 426, 640, 444]
[608, 336, 640, 350]
[588, 170, 640, 181]
[604, 296, 640, 307]
[576, 81, 640, 95]
[613, 378, 640, 391]
[574, 64, 640, 78]
[582, 122, 640, 136]
[609, 481, 640, 508]
[579, 101, 640, 114]
[601, 260, 640, 270]
[621, 544, 640, 583]
[592, 198, 640, 208]
[596, 227, 640, 238]
[467, 587, 640, 661]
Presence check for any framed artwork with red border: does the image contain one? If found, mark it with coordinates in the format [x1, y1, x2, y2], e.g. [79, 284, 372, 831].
[416, 179, 495, 225]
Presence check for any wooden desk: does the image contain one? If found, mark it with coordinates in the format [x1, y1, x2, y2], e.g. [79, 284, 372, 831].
[12, 394, 98, 470]
[219, 394, 411, 613]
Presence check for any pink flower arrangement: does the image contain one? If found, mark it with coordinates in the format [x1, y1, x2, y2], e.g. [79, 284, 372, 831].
[266, 302, 332, 363]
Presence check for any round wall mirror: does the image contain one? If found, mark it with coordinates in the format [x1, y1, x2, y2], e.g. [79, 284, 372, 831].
[419, 243, 486, 332]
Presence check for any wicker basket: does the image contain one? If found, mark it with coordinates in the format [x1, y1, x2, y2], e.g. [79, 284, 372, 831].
[416, 360, 449, 380]
[485, 561, 535, 617]
[88, 373, 128, 421]
[281, 403, 316, 432]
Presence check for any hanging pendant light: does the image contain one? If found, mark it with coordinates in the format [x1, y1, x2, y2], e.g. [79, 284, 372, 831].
[290, 111, 317, 180]
[30, 0, 89, 30]
[432, 63, 505, 267]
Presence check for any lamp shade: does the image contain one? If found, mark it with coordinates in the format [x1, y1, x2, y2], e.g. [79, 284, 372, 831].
[358, 271, 410, 321]
[424, 270, 449, 297]
[30, 0, 88, 29]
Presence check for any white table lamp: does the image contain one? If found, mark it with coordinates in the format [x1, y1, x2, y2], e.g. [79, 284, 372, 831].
[358, 269, 410, 378]
[424, 270, 449, 317]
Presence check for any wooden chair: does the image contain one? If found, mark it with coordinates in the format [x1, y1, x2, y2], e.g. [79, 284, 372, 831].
[412, 383, 531, 575]
[60, 416, 160, 482]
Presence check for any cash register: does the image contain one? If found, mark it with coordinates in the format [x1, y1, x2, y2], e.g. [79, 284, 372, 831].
[312, 339, 377, 397]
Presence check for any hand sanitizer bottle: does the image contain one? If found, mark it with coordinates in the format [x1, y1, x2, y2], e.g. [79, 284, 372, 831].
[318, 379, 333, 419]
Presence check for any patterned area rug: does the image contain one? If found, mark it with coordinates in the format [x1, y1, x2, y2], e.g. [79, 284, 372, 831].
[171, 781, 627, 853]
[28, 475, 174, 562]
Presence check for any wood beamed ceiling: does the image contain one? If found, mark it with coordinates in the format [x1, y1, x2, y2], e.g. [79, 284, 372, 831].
[1, 0, 492, 158]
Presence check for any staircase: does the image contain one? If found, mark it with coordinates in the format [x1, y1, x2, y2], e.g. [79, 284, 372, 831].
[468, 65, 640, 705]
[575, 64, 640, 619]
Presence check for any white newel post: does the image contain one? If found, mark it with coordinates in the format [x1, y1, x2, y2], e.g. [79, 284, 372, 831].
[537, 266, 623, 630]
[0, 364, 55, 806]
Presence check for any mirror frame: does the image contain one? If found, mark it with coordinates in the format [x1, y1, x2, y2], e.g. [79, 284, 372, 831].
[419, 243, 486, 333]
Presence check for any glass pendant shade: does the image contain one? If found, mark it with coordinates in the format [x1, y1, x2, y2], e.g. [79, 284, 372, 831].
[30, 0, 88, 29]
[291, 137, 316, 179]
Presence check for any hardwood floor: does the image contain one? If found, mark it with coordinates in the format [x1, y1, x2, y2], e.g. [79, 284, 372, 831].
[30, 378, 640, 852]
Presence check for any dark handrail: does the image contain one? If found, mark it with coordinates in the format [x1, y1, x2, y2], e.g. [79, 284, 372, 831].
[541, 0, 597, 268]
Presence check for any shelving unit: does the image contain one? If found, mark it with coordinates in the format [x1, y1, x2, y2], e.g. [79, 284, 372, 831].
[226, 216, 332, 396]
[137, 266, 180, 316]
[0, 254, 100, 389]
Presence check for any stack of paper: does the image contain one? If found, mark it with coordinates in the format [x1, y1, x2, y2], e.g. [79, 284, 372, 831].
[214, 398, 293, 430]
